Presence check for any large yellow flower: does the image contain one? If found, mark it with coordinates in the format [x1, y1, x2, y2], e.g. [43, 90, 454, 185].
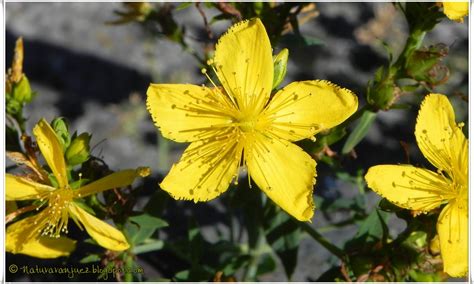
[146, 19, 358, 221]
[6, 118, 149, 258]
[441, 1, 469, 22]
[365, 94, 468, 277]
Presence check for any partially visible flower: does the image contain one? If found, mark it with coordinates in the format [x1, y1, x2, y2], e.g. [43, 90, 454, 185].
[147, 18, 358, 221]
[365, 94, 467, 277]
[6, 118, 150, 258]
[440, 1, 469, 22]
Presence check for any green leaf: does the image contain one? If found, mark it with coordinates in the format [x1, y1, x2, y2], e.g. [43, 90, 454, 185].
[70, 178, 91, 190]
[263, 202, 301, 279]
[132, 240, 164, 254]
[174, 270, 190, 281]
[187, 219, 203, 269]
[354, 208, 390, 243]
[256, 254, 276, 276]
[127, 213, 169, 245]
[47, 173, 59, 188]
[221, 255, 251, 276]
[342, 110, 377, 154]
[73, 199, 96, 216]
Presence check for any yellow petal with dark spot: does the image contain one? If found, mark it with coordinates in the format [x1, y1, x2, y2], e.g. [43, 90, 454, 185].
[214, 18, 273, 114]
[246, 134, 316, 221]
[437, 200, 468, 277]
[147, 84, 234, 142]
[365, 165, 449, 211]
[263, 80, 358, 141]
[161, 134, 242, 202]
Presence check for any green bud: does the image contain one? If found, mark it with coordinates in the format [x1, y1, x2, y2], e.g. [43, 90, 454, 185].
[65, 132, 91, 166]
[366, 67, 396, 110]
[406, 44, 449, 86]
[12, 75, 34, 104]
[272, 48, 289, 90]
[6, 99, 22, 115]
[51, 117, 71, 150]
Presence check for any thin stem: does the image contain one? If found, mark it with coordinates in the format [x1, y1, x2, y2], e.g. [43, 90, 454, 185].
[243, 228, 265, 281]
[300, 222, 347, 260]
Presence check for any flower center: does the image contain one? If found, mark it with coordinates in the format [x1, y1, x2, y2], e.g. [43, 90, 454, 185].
[238, 118, 257, 133]
[40, 187, 74, 238]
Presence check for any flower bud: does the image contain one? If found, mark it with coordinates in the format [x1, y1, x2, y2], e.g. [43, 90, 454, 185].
[272, 48, 289, 90]
[12, 75, 34, 104]
[366, 67, 396, 110]
[51, 117, 71, 150]
[65, 133, 91, 166]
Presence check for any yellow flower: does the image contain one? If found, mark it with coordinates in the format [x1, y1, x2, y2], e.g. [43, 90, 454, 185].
[146, 19, 358, 221]
[365, 94, 467, 277]
[6, 118, 150, 258]
[441, 1, 469, 22]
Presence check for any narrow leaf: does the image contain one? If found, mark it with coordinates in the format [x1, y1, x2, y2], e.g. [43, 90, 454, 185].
[342, 110, 377, 154]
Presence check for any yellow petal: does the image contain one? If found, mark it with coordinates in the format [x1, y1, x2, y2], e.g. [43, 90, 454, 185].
[365, 165, 449, 211]
[11, 237, 76, 259]
[75, 168, 149, 198]
[263, 80, 358, 141]
[160, 135, 242, 202]
[449, 126, 468, 186]
[147, 84, 234, 142]
[33, 118, 68, 188]
[437, 200, 468, 277]
[245, 134, 316, 221]
[69, 204, 129, 251]
[7, 210, 75, 258]
[6, 212, 47, 253]
[415, 94, 462, 173]
[6, 173, 54, 200]
[214, 18, 273, 114]
[442, 2, 469, 22]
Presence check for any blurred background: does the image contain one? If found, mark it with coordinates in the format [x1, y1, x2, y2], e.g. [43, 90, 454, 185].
[6, 2, 468, 281]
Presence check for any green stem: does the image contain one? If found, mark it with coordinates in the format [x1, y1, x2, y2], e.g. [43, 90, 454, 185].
[157, 133, 170, 173]
[243, 228, 265, 281]
[123, 253, 134, 282]
[300, 222, 347, 260]
[392, 29, 426, 74]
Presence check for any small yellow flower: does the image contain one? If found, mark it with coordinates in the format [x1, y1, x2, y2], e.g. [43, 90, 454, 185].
[6, 118, 150, 258]
[365, 94, 468, 277]
[146, 18, 358, 221]
[441, 1, 469, 22]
